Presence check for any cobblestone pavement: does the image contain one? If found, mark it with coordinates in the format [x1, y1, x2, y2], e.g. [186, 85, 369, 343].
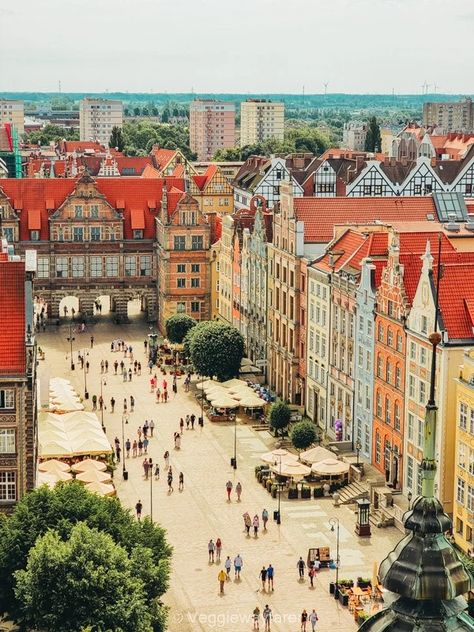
[37, 313, 401, 632]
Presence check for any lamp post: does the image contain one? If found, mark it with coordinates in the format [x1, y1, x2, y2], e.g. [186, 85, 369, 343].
[149, 457, 153, 523]
[83, 349, 89, 400]
[276, 454, 282, 525]
[100, 377, 106, 432]
[329, 517, 340, 599]
[231, 414, 237, 469]
[355, 439, 362, 467]
[148, 329, 158, 366]
[66, 322, 75, 370]
[121, 412, 128, 480]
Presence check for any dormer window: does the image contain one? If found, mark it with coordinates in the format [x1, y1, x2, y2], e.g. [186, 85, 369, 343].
[74, 205, 83, 218]
[133, 229, 144, 239]
[89, 205, 99, 219]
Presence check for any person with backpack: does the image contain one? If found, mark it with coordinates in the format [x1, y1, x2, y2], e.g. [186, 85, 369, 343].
[297, 556, 306, 579]
[309, 610, 319, 631]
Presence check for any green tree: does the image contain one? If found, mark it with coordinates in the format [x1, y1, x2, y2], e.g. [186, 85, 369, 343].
[165, 313, 197, 344]
[109, 125, 125, 151]
[290, 420, 318, 450]
[27, 124, 79, 145]
[269, 401, 291, 436]
[0, 482, 171, 626]
[15, 523, 153, 632]
[364, 116, 382, 153]
[213, 146, 241, 161]
[189, 321, 244, 381]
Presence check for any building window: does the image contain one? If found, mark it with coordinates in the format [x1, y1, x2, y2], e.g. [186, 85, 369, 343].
[191, 301, 201, 313]
[385, 396, 391, 424]
[386, 361, 392, 384]
[0, 472, 16, 502]
[378, 323, 384, 342]
[174, 235, 186, 251]
[90, 256, 103, 277]
[90, 227, 101, 241]
[467, 485, 474, 512]
[177, 264, 186, 273]
[409, 375, 415, 398]
[125, 256, 137, 277]
[177, 278, 186, 288]
[457, 477, 465, 504]
[177, 302, 186, 313]
[375, 432, 381, 463]
[133, 230, 144, 239]
[89, 205, 99, 219]
[406, 456, 413, 489]
[191, 263, 200, 273]
[191, 278, 200, 288]
[140, 256, 151, 276]
[410, 342, 416, 360]
[74, 205, 83, 218]
[460, 402, 468, 430]
[2, 227, 13, 242]
[395, 365, 401, 389]
[421, 315, 428, 334]
[73, 227, 83, 242]
[191, 235, 203, 250]
[417, 419, 423, 448]
[396, 334, 402, 352]
[0, 390, 14, 409]
[407, 413, 414, 441]
[376, 392, 382, 418]
[106, 256, 118, 277]
[71, 256, 84, 278]
[459, 443, 467, 470]
[419, 381, 426, 405]
[456, 517, 464, 535]
[0, 429, 15, 453]
[37, 257, 49, 279]
[377, 355, 383, 377]
[56, 257, 68, 278]
[30, 230, 40, 241]
[387, 327, 393, 347]
[394, 402, 401, 430]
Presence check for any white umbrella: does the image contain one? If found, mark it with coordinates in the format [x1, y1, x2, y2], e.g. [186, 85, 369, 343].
[203, 384, 227, 395]
[311, 458, 350, 476]
[76, 469, 112, 484]
[270, 460, 311, 478]
[261, 449, 298, 465]
[240, 358, 253, 366]
[239, 365, 261, 374]
[299, 446, 335, 464]
[228, 386, 255, 397]
[85, 481, 116, 497]
[38, 459, 71, 473]
[221, 378, 248, 389]
[196, 379, 219, 390]
[71, 459, 107, 473]
[239, 395, 265, 408]
[209, 396, 239, 409]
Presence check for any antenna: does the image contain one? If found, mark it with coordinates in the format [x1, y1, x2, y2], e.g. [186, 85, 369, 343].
[323, 82, 328, 96]
[58, 80, 61, 94]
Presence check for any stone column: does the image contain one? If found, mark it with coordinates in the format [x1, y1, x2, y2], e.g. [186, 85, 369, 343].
[79, 296, 96, 322]
[114, 294, 129, 323]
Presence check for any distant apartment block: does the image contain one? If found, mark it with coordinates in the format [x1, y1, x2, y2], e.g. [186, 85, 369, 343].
[240, 100, 284, 146]
[342, 121, 368, 151]
[423, 97, 474, 132]
[0, 100, 24, 136]
[189, 100, 235, 161]
[79, 98, 123, 146]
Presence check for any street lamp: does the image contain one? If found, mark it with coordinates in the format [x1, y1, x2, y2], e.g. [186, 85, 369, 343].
[148, 329, 158, 366]
[83, 349, 89, 400]
[231, 414, 237, 469]
[275, 455, 282, 525]
[355, 439, 362, 467]
[100, 377, 106, 432]
[121, 412, 128, 480]
[66, 322, 75, 371]
[329, 517, 340, 599]
[149, 457, 153, 523]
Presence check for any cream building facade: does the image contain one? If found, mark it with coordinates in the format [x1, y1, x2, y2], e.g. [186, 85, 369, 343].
[0, 100, 24, 136]
[79, 98, 123, 145]
[240, 100, 284, 146]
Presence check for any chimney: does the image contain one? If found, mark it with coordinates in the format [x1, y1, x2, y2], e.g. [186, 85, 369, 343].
[355, 155, 364, 171]
[328, 153, 334, 159]
[431, 157, 437, 167]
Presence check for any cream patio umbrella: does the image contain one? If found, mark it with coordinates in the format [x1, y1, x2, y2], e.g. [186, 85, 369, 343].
[85, 481, 116, 497]
[209, 395, 239, 409]
[203, 385, 228, 396]
[39, 469, 73, 483]
[227, 386, 255, 398]
[240, 358, 253, 367]
[299, 446, 336, 465]
[71, 459, 107, 473]
[221, 378, 248, 389]
[260, 448, 298, 465]
[239, 394, 265, 408]
[76, 469, 112, 484]
[311, 458, 350, 477]
[38, 459, 71, 473]
[270, 460, 311, 479]
[196, 379, 219, 390]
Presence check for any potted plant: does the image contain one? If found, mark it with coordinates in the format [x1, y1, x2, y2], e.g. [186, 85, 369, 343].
[288, 485, 298, 499]
[256, 470, 263, 483]
[357, 577, 371, 589]
[314, 486, 324, 498]
[338, 588, 349, 606]
[301, 484, 311, 499]
[255, 465, 263, 477]
[271, 484, 278, 499]
[357, 612, 369, 624]
[266, 478, 274, 492]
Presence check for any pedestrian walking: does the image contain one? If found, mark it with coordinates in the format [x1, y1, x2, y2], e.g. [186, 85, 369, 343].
[86, 360, 90, 373]
[143, 420, 149, 437]
[149, 419, 155, 437]
[267, 564, 274, 591]
[263, 605, 272, 632]
[137, 362, 142, 375]
[164, 450, 169, 469]
[236, 481, 242, 502]
[185, 414, 190, 429]
[144, 338, 148, 352]
[90, 335, 94, 348]
[114, 436, 120, 450]
[309, 610, 319, 631]
[132, 439, 137, 457]
[234, 554, 243, 579]
[114, 360, 118, 375]
[137, 426, 142, 439]
[125, 438, 131, 458]
[308, 565, 316, 588]
[179, 418, 184, 434]
[167, 470, 174, 492]
[92, 394, 97, 411]
[244, 512, 252, 536]
[208, 539, 215, 563]
[120, 360, 124, 373]
[301, 609, 308, 632]
[100, 360, 104, 373]
[163, 389, 168, 403]
[253, 606, 261, 631]
[190, 414, 195, 429]
[262, 508, 269, 531]
[259, 566, 267, 591]
[105, 360, 108, 373]
[130, 395, 135, 412]
[218, 568, 227, 594]
[135, 499, 142, 521]
[143, 437, 149, 454]
[224, 556, 232, 579]
[98, 395, 103, 411]
[143, 458, 150, 480]
[128, 368, 132, 381]
[138, 439, 143, 456]
[178, 471, 184, 491]
[226, 480, 233, 501]
[154, 463, 160, 479]
[253, 514, 260, 537]
[215, 537, 222, 562]
[123, 398, 127, 413]
[110, 397, 115, 413]
[115, 445, 121, 462]
[297, 556, 306, 580]
[198, 415, 204, 430]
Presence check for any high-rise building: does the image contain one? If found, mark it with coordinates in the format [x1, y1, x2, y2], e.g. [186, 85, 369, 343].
[0, 240, 37, 512]
[189, 100, 235, 161]
[79, 98, 123, 146]
[342, 122, 368, 151]
[240, 100, 284, 147]
[0, 100, 24, 136]
[423, 97, 474, 132]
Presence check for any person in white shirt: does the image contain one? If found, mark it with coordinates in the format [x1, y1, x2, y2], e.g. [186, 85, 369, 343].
[309, 609, 319, 631]
[208, 539, 215, 563]
[234, 554, 243, 578]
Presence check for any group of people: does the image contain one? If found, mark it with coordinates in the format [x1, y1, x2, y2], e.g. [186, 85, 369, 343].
[251, 606, 319, 632]
[242, 509, 269, 537]
[217, 553, 244, 593]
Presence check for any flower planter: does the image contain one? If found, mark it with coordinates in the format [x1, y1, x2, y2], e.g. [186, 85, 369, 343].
[288, 487, 298, 499]
[339, 591, 349, 607]
[301, 486, 311, 499]
[271, 486, 277, 499]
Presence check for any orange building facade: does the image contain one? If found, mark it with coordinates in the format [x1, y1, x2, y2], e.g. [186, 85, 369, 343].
[372, 240, 408, 488]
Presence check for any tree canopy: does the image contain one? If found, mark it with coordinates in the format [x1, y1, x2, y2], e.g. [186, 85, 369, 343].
[0, 482, 171, 629]
[122, 121, 196, 159]
[290, 420, 318, 450]
[109, 125, 125, 152]
[15, 523, 154, 632]
[165, 313, 197, 344]
[187, 321, 244, 381]
[364, 116, 382, 153]
[269, 401, 291, 436]
[26, 124, 79, 145]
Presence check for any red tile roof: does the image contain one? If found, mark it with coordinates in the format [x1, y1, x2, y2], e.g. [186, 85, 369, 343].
[62, 141, 106, 154]
[436, 260, 474, 340]
[0, 260, 25, 374]
[150, 147, 177, 171]
[294, 197, 438, 243]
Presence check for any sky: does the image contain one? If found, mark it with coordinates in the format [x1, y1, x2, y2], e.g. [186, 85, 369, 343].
[0, 0, 473, 94]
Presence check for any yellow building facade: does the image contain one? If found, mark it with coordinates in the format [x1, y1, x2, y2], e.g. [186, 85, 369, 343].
[453, 350, 474, 555]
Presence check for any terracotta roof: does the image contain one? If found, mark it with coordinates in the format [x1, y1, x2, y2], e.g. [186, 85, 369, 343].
[294, 196, 438, 243]
[150, 147, 178, 171]
[62, 141, 106, 154]
[435, 258, 474, 340]
[0, 259, 25, 374]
